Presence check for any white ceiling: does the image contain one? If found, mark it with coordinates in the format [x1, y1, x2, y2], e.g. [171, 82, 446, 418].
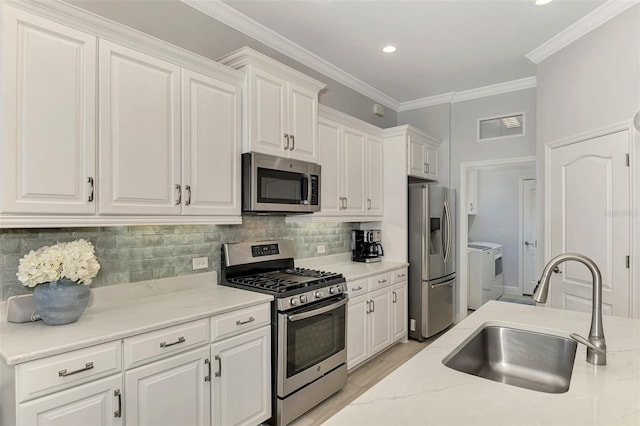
[209, 0, 608, 106]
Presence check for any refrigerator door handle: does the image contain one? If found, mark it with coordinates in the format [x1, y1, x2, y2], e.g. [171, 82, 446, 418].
[443, 201, 452, 264]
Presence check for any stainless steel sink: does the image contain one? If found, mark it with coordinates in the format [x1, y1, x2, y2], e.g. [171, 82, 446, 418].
[443, 325, 577, 393]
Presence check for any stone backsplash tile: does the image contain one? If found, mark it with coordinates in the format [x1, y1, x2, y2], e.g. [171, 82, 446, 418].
[0, 217, 357, 300]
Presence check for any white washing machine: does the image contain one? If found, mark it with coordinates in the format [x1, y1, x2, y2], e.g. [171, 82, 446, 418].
[467, 242, 504, 310]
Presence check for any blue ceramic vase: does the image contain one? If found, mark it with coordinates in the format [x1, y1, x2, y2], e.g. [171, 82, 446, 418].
[33, 278, 90, 325]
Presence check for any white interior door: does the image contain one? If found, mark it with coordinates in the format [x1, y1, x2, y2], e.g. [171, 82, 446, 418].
[521, 179, 537, 295]
[548, 130, 630, 317]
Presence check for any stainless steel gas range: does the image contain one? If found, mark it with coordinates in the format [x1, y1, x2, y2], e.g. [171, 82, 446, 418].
[220, 240, 347, 426]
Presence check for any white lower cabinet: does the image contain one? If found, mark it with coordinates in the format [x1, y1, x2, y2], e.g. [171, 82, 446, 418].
[17, 374, 123, 426]
[124, 347, 211, 426]
[211, 325, 271, 426]
[346, 268, 408, 370]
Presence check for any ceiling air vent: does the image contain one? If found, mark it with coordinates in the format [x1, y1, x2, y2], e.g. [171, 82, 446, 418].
[478, 113, 525, 141]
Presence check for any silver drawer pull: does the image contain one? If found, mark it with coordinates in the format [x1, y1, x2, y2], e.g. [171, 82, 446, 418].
[114, 389, 122, 418]
[378, 279, 387, 284]
[236, 316, 255, 326]
[160, 336, 185, 348]
[397, 273, 406, 278]
[215, 355, 222, 377]
[59, 362, 94, 377]
[351, 286, 363, 291]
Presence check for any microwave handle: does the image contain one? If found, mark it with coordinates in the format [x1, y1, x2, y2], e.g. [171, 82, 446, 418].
[301, 173, 309, 204]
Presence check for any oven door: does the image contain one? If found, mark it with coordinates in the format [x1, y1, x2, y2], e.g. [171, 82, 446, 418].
[277, 295, 347, 397]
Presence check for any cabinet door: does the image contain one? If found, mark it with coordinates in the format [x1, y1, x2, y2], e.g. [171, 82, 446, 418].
[425, 144, 439, 181]
[211, 325, 271, 426]
[391, 281, 408, 342]
[182, 69, 241, 216]
[366, 135, 384, 216]
[99, 40, 181, 215]
[347, 294, 369, 370]
[125, 347, 210, 426]
[317, 118, 342, 216]
[249, 69, 287, 156]
[407, 135, 427, 178]
[342, 128, 366, 216]
[368, 287, 393, 356]
[17, 375, 122, 426]
[287, 83, 318, 162]
[1, 6, 96, 214]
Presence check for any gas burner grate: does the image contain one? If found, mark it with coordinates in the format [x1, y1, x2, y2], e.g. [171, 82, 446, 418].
[227, 275, 303, 293]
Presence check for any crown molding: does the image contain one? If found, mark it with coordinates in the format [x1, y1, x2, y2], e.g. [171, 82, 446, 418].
[397, 92, 455, 111]
[180, 0, 400, 110]
[452, 76, 537, 103]
[526, 0, 640, 64]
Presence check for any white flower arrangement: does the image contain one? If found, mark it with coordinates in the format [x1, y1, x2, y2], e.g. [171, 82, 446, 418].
[17, 239, 101, 288]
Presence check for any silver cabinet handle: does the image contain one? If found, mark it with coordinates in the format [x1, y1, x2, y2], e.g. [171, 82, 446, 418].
[290, 134, 295, 151]
[344, 197, 348, 209]
[424, 162, 428, 174]
[175, 184, 182, 205]
[114, 389, 122, 418]
[185, 185, 191, 206]
[236, 316, 255, 326]
[393, 291, 397, 303]
[59, 362, 94, 377]
[425, 163, 430, 173]
[214, 355, 221, 377]
[366, 300, 371, 314]
[204, 358, 211, 382]
[351, 286, 363, 291]
[160, 336, 185, 348]
[87, 177, 94, 202]
[378, 278, 387, 284]
[284, 134, 290, 150]
[370, 299, 375, 312]
[397, 273, 406, 278]
[367, 198, 371, 210]
[339, 197, 345, 209]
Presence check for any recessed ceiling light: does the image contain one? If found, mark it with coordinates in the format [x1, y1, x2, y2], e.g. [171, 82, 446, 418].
[535, 0, 553, 5]
[382, 45, 397, 54]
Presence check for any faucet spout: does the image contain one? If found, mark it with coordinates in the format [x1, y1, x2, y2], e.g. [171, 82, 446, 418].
[532, 253, 606, 366]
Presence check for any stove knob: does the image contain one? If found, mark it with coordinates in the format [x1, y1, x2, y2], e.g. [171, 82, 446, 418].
[335, 286, 343, 294]
[315, 291, 322, 299]
[329, 287, 336, 294]
[290, 298, 298, 306]
[300, 295, 308, 303]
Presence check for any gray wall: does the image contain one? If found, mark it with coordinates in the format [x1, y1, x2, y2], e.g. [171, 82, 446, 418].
[536, 5, 640, 279]
[398, 103, 451, 186]
[468, 163, 536, 293]
[66, 0, 398, 128]
[0, 218, 357, 300]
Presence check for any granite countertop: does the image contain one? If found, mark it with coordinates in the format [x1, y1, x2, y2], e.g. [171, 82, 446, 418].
[0, 272, 272, 366]
[324, 301, 640, 425]
[295, 253, 409, 281]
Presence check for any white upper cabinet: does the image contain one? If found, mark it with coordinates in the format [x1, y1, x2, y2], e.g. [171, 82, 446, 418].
[219, 47, 325, 163]
[407, 128, 440, 181]
[315, 105, 384, 221]
[98, 40, 182, 215]
[1, 5, 97, 215]
[181, 69, 241, 216]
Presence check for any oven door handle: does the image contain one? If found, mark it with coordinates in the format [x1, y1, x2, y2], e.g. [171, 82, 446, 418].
[287, 297, 348, 322]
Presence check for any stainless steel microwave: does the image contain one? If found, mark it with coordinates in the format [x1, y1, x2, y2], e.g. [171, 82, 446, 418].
[242, 152, 321, 213]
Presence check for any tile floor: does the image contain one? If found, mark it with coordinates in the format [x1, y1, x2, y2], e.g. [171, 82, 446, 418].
[290, 338, 433, 426]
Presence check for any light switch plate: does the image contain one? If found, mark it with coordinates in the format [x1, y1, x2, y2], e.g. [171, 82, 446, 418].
[192, 257, 209, 270]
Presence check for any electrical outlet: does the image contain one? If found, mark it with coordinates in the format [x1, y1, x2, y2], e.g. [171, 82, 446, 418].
[316, 244, 326, 254]
[192, 257, 209, 270]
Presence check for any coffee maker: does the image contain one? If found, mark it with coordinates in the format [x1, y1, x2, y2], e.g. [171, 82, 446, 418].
[352, 230, 384, 263]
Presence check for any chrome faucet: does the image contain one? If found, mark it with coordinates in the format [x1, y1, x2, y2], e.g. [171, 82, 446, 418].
[532, 253, 606, 366]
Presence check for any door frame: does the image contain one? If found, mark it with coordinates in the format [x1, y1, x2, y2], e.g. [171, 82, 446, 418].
[458, 156, 536, 322]
[544, 120, 638, 317]
[519, 176, 536, 295]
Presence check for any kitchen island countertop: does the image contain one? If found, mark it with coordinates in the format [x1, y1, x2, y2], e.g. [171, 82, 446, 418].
[324, 300, 640, 426]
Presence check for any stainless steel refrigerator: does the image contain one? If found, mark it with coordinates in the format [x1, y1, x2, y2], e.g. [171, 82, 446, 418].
[408, 184, 456, 340]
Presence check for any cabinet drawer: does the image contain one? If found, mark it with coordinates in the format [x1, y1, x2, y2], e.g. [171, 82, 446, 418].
[211, 303, 270, 342]
[16, 341, 121, 403]
[368, 272, 392, 291]
[392, 268, 408, 284]
[345, 278, 368, 298]
[123, 319, 209, 370]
